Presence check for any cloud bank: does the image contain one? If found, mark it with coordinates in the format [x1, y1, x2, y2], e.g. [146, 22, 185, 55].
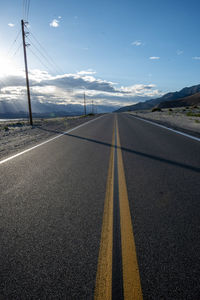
[0, 69, 162, 110]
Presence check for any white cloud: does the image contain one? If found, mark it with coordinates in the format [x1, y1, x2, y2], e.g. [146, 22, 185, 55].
[149, 56, 160, 60]
[49, 19, 60, 28]
[0, 69, 163, 108]
[58, 16, 62, 19]
[29, 69, 52, 82]
[77, 69, 96, 75]
[120, 84, 156, 92]
[131, 40, 142, 46]
[120, 84, 161, 97]
[176, 50, 183, 55]
[192, 56, 200, 60]
[8, 23, 15, 27]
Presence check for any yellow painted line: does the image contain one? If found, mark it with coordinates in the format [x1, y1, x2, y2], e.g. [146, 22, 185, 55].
[116, 118, 143, 300]
[94, 124, 115, 300]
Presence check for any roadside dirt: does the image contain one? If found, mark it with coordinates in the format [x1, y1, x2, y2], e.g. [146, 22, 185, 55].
[0, 115, 99, 160]
[129, 107, 200, 138]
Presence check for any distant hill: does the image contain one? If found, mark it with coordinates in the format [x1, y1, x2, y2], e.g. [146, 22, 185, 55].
[157, 92, 200, 108]
[0, 100, 119, 118]
[116, 83, 200, 112]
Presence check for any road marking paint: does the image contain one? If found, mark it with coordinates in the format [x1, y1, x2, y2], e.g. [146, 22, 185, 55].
[128, 114, 200, 142]
[116, 119, 143, 300]
[0, 115, 104, 166]
[95, 116, 143, 299]
[94, 125, 115, 300]
[112, 118, 124, 299]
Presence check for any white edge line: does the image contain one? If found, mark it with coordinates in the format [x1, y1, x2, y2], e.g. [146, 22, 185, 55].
[0, 115, 104, 165]
[128, 114, 200, 142]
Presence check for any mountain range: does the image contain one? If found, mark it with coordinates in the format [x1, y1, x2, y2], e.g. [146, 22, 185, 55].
[157, 92, 200, 108]
[1, 83, 200, 118]
[116, 83, 200, 112]
[0, 100, 120, 118]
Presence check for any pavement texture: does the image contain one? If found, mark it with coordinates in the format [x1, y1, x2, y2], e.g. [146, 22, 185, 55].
[0, 113, 200, 299]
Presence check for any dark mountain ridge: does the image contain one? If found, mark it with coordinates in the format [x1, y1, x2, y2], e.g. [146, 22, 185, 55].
[116, 83, 200, 112]
[157, 92, 200, 108]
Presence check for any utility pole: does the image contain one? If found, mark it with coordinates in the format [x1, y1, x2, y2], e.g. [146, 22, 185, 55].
[84, 92, 87, 115]
[21, 19, 33, 125]
[91, 99, 94, 114]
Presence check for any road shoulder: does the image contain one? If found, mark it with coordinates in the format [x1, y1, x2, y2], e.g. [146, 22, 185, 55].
[0, 115, 101, 161]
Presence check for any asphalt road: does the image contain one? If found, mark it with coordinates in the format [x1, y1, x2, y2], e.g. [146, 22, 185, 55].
[0, 113, 200, 299]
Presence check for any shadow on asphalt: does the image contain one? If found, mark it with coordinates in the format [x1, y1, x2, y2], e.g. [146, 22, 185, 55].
[36, 126, 200, 174]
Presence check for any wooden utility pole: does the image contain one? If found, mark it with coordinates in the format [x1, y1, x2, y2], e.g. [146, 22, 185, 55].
[91, 99, 94, 114]
[84, 92, 87, 115]
[21, 19, 33, 125]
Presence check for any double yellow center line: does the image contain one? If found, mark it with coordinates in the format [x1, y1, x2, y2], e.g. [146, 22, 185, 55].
[95, 117, 143, 300]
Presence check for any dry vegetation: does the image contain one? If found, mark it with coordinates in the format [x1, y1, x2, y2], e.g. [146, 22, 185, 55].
[130, 106, 200, 137]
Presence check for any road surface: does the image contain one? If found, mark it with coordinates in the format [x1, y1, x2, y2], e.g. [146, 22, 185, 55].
[0, 113, 200, 299]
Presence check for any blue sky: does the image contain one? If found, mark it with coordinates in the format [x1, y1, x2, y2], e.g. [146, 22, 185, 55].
[1, 0, 200, 109]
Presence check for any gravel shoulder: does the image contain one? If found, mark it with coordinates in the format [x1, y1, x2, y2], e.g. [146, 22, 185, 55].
[0, 115, 100, 160]
[128, 107, 200, 138]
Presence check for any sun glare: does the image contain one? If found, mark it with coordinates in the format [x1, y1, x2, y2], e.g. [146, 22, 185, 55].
[0, 55, 21, 78]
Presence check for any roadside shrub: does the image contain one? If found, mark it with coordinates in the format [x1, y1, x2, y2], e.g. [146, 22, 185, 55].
[4, 126, 9, 131]
[186, 112, 200, 117]
[16, 122, 23, 126]
[168, 108, 173, 112]
[151, 107, 162, 112]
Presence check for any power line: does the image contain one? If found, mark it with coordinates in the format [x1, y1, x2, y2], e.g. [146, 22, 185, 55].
[23, 0, 30, 21]
[27, 36, 61, 75]
[28, 29, 64, 74]
[22, 0, 24, 19]
[23, 0, 27, 20]
[28, 47, 54, 74]
[84, 92, 87, 115]
[12, 42, 23, 58]
[7, 29, 21, 56]
[26, 0, 30, 21]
